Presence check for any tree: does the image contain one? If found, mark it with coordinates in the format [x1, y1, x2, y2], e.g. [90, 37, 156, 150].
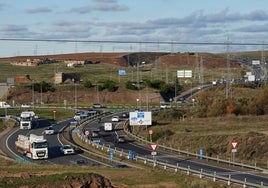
[83, 80, 93, 88]
[33, 81, 55, 93]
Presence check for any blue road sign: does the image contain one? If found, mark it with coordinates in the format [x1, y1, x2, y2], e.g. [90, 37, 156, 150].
[200, 148, 203, 160]
[129, 150, 134, 160]
[109, 151, 114, 162]
[137, 112, 144, 118]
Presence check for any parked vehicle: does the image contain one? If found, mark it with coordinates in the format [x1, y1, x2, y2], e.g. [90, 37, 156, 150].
[104, 122, 113, 131]
[160, 101, 171, 109]
[92, 103, 103, 108]
[19, 111, 38, 130]
[0, 101, 10, 108]
[15, 134, 48, 159]
[60, 145, 75, 155]
[21, 104, 31, 108]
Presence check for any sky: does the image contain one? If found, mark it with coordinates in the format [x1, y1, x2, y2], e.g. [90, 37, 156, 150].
[1, 0, 268, 57]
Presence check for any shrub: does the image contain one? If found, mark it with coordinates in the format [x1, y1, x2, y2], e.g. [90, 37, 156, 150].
[125, 81, 138, 90]
[83, 80, 93, 88]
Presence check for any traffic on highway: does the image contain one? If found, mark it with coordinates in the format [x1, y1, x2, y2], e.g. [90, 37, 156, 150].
[1, 106, 268, 187]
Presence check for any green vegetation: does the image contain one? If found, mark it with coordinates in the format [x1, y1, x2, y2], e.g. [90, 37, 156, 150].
[0, 108, 74, 122]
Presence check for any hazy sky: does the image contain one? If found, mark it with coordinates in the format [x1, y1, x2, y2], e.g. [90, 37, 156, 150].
[1, 0, 268, 57]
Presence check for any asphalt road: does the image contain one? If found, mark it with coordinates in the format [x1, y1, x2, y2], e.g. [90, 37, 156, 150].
[6, 118, 106, 166]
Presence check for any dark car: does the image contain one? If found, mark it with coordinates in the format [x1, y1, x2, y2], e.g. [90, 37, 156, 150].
[73, 159, 87, 165]
[115, 135, 125, 143]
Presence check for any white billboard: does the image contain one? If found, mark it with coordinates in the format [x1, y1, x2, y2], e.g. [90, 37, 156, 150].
[177, 70, 185, 78]
[248, 75, 255, 82]
[252, 60, 260, 65]
[246, 72, 252, 76]
[177, 70, 192, 78]
[184, 70, 192, 78]
[129, 111, 152, 126]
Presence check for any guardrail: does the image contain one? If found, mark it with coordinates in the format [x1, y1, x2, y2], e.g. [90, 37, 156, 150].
[72, 116, 267, 188]
[123, 128, 265, 172]
[74, 132, 267, 187]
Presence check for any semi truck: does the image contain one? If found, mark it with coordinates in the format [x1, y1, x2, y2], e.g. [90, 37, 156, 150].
[20, 111, 38, 129]
[15, 134, 48, 159]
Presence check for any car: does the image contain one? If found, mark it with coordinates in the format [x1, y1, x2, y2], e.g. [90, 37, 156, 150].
[44, 126, 55, 135]
[115, 135, 125, 143]
[92, 103, 103, 108]
[69, 120, 78, 128]
[60, 145, 75, 155]
[21, 104, 31, 108]
[74, 159, 87, 165]
[111, 116, 120, 122]
[160, 103, 171, 109]
[121, 112, 129, 118]
[90, 128, 100, 138]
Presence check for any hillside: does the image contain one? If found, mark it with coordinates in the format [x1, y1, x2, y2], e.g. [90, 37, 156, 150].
[0, 51, 242, 69]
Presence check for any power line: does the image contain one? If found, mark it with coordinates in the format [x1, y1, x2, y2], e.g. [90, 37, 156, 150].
[0, 38, 268, 46]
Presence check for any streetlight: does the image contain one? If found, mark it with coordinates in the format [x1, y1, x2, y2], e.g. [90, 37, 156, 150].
[32, 80, 35, 109]
[72, 78, 77, 112]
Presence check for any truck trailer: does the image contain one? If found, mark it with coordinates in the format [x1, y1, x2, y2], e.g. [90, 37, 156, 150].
[0, 101, 10, 108]
[15, 134, 48, 159]
[20, 111, 38, 129]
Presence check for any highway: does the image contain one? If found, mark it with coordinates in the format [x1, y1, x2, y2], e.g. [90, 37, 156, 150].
[1, 109, 268, 187]
[5, 118, 107, 166]
[81, 113, 268, 187]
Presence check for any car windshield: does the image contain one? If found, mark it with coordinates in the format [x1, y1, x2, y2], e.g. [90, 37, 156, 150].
[63, 145, 72, 149]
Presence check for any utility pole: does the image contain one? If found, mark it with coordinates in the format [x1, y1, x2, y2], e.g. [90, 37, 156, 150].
[261, 43, 267, 82]
[199, 56, 204, 86]
[226, 40, 231, 99]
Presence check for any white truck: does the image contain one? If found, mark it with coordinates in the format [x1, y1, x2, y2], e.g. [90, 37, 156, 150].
[0, 101, 11, 108]
[15, 134, 48, 159]
[20, 111, 38, 130]
[104, 122, 113, 131]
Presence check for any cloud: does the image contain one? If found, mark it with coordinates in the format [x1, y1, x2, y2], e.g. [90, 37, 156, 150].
[236, 23, 268, 33]
[26, 7, 52, 14]
[0, 3, 6, 11]
[0, 24, 28, 32]
[70, 1, 128, 14]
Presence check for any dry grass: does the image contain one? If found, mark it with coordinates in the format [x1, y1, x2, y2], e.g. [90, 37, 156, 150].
[139, 114, 268, 168]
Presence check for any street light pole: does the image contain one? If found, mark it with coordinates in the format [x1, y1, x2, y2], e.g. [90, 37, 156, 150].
[32, 80, 35, 109]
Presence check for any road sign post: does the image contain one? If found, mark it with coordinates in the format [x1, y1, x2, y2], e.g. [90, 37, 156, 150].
[148, 129, 153, 142]
[52, 109, 57, 120]
[231, 141, 238, 162]
[150, 143, 158, 161]
[129, 150, 134, 161]
[109, 151, 114, 163]
[200, 148, 203, 160]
